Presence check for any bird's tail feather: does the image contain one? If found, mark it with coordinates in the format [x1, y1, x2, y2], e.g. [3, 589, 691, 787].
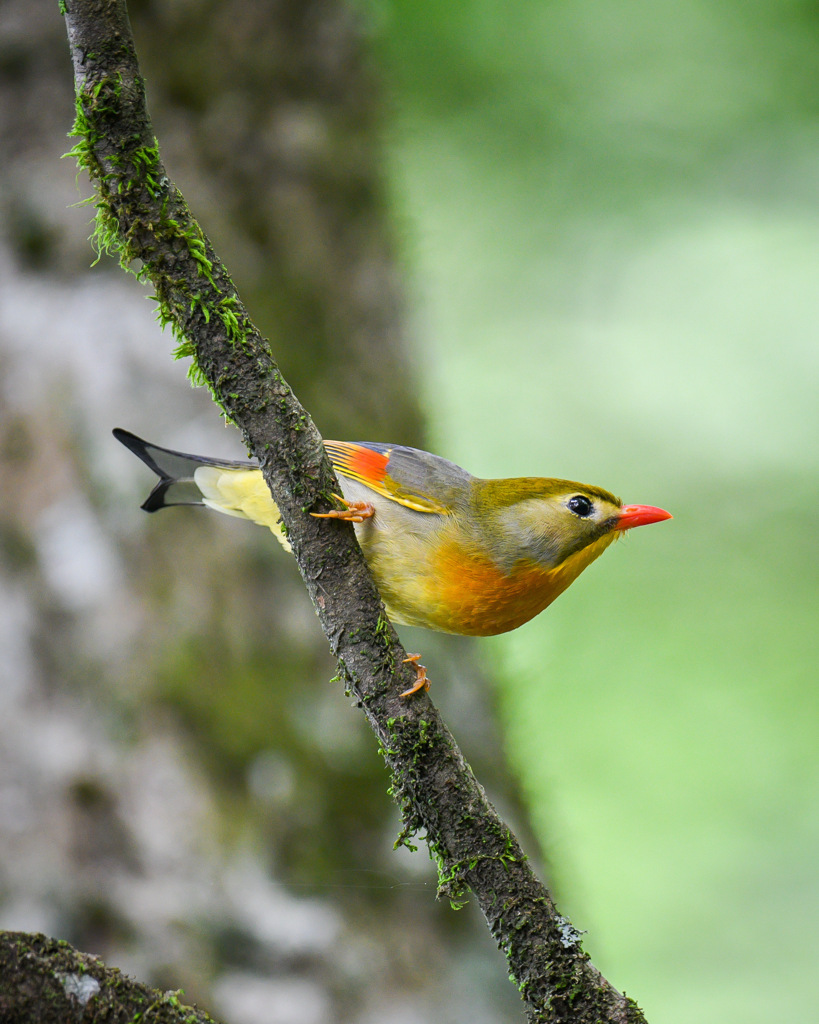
[113, 428, 289, 548]
[112, 428, 253, 512]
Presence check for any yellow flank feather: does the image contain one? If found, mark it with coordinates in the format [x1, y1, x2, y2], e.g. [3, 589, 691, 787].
[193, 467, 290, 550]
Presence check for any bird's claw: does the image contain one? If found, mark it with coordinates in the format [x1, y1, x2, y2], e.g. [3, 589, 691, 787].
[311, 494, 375, 524]
[400, 653, 429, 698]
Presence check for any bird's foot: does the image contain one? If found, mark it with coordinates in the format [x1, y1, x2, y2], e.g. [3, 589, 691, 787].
[400, 654, 430, 698]
[311, 494, 375, 524]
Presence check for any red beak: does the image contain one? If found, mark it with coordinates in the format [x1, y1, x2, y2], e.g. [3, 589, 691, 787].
[616, 504, 673, 531]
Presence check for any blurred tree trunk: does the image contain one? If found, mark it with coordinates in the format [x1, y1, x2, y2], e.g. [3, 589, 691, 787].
[127, 0, 423, 443]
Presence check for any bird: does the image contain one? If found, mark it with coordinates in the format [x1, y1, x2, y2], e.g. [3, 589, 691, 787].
[113, 428, 671, 696]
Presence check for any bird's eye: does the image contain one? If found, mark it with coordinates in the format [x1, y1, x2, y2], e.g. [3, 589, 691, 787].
[567, 495, 594, 518]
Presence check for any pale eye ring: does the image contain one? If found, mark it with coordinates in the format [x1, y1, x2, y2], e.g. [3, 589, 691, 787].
[567, 495, 594, 518]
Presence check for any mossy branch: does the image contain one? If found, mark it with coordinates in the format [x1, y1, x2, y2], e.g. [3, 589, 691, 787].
[0, 932, 221, 1024]
[51, 2, 650, 1021]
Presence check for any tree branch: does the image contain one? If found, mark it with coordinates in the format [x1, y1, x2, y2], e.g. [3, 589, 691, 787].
[0, 932, 220, 1024]
[54, 1, 648, 1020]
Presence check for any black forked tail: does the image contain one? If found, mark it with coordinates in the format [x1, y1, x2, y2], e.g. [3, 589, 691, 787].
[113, 428, 251, 512]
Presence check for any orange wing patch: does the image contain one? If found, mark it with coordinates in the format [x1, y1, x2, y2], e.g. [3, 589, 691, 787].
[324, 441, 448, 515]
[325, 441, 391, 490]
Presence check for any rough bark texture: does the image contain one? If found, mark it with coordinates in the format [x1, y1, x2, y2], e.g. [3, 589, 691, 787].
[25, 1, 651, 1021]
[0, 932, 220, 1024]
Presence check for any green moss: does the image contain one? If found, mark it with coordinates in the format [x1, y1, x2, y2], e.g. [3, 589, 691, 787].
[217, 294, 243, 341]
[64, 96, 126, 270]
[373, 612, 396, 674]
[131, 142, 162, 196]
[126, 988, 199, 1024]
[64, 79, 252, 416]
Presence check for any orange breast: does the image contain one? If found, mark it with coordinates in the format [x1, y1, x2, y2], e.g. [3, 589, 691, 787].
[417, 539, 557, 636]
[410, 531, 617, 636]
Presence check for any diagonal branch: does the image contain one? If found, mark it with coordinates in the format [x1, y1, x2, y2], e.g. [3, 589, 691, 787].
[57, 2, 648, 1020]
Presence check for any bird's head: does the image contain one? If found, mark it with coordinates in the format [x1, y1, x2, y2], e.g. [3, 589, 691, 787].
[473, 477, 672, 572]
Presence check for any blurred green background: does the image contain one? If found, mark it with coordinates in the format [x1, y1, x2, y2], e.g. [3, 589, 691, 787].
[371, 0, 819, 1020]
